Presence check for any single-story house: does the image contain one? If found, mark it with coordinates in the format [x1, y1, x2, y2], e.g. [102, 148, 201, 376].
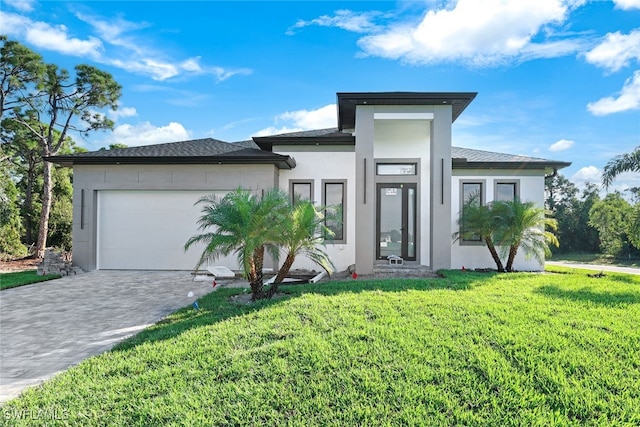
[50, 92, 570, 274]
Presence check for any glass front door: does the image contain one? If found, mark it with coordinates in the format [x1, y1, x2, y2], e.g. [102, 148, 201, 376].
[376, 183, 417, 261]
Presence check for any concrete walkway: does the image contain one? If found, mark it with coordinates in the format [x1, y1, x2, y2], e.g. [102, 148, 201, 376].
[546, 261, 640, 275]
[0, 271, 246, 404]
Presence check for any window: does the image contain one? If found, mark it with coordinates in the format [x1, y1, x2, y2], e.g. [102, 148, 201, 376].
[460, 181, 485, 244]
[289, 180, 313, 203]
[495, 181, 519, 201]
[376, 163, 417, 176]
[322, 180, 346, 243]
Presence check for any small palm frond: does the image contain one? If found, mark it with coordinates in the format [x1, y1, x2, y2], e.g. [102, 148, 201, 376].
[602, 146, 640, 188]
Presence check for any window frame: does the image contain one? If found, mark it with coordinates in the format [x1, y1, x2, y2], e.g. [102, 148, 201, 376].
[321, 179, 347, 244]
[459, 180, 486, 246]
[376, 163, 418, 176]
[289, 180, 314, 203]
[494, 180, 520, 202]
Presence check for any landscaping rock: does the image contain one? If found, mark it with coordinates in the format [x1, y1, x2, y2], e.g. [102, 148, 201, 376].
[37, 249, 84, 276]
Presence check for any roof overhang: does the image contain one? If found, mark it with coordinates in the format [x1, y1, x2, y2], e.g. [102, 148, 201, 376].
[452, 158, 572, 172]
[253, 131, 354, 151]
[337, 92, 477, 131]
[47, 155, 297, 169]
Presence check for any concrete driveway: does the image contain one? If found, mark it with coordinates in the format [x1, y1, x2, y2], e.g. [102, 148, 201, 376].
[546, 261, 640, 275]
[0, 270, 237, 404]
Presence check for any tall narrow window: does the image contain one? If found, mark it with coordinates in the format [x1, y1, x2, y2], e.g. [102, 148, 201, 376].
[460, 181, 484, 243]
[323, 180, 346, 243]
[495, 181, 518, 201]
[290, 180, 313, 202]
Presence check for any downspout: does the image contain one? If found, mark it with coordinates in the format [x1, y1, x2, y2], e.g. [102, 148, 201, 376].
[545, 167, 558, 179]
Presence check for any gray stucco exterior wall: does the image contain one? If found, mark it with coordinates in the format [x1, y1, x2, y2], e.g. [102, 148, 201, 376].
[354, 106, 376, 275]
[430, 106, 453, 270]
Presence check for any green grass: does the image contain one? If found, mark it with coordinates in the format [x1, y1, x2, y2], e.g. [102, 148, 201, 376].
[0, 270, 61, 291]
[549, 252, 640, 268]
[1, 270, 639, 426]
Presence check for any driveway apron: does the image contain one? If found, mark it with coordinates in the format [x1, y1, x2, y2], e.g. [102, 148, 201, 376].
[0, 270, 220, 404]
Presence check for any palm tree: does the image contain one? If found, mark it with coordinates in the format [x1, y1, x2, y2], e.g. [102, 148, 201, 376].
[492, 199, 559, 272]
[184, 188, 288, 300]
[602, 146, 640, 189]
[453, 193, 505, 272]
[268, 199, 335, 297]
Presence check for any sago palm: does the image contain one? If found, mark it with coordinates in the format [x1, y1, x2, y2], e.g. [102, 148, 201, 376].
[453, 193, 505, 272]
[184, 188, 288, 300]
[492, 199, 559, 272]
[268, 199, 335, 297]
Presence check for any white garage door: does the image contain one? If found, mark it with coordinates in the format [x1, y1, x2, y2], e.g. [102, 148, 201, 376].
[97, 190, 235, 270]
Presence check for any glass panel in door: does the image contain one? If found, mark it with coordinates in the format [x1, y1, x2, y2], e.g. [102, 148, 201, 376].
[377, 183, 417, 261]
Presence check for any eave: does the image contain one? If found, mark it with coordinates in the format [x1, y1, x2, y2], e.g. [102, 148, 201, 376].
[47, 155, 297, 170]
[337, 92, 477, 131]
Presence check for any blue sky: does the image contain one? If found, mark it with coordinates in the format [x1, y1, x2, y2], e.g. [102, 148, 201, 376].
[2, 0, 639, 193]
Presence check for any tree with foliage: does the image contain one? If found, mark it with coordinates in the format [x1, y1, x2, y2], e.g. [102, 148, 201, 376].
[453, 193, 505, 272]
[602, 146, 640, 188]
[0, 35, 44, 121]
[589, 192, 636, 257]
[544, 174, 600, 253]
[0, 168, 28, 259]
[1, 37, 121, 258]
[185, 189, 289, 300]
[454, 194, 558, 272]
[185, 188, 335, 300]
[269, 199, 334, 297]
[492, 199, 559, 272]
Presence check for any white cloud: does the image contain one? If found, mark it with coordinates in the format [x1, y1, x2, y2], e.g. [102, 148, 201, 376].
[108, 107, 137, 121]
[549, 139, 575, 152]
[355, 0, 585, 66]
[104, 121, 191, 146]
[587, 70, 640, 115]
[252, 126, 305, 137]
[110, 58, 179, 81]
[2, 11, 252, 82]
[1, 11, 103, 58]
[76, 13, 252, 82]
[287, 10, 382, 35]
[584, 30, 640, 72]
[278, 104, 337, 129]
[252, 104, 337, 137]
[3, 0, 36, 12]
[613, 0, 640, 10]
[571, 165, 601, 185]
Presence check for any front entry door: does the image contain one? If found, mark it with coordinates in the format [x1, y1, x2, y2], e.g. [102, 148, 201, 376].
[376, 183, 417, 261]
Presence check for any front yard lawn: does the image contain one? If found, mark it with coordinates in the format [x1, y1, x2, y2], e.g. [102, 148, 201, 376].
[0, 270, 61, 291]
[1, 268, 639, 425]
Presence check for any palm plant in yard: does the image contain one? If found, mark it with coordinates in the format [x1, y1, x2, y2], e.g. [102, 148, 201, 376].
[186, 188, 336, 300]
[492, 198, 559, 272]
[602, 146, 640, 188]
[453, 193, 505, 272]
[184, 188, 289, 300]
[267, 199, 335, 298]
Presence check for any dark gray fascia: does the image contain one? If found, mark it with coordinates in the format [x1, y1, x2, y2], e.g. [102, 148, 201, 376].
[47, 155, 297, 169]
[337, 92, 478, 131]
[253, 134, 355, 151]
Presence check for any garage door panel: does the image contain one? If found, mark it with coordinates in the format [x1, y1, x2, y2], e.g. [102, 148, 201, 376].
[98, 190, 236, 270]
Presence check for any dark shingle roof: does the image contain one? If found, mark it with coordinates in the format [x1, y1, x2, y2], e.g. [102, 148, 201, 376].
[452, 146, 571, 170]
[48, 134, 570, 172]
[49, 138, 296, 169]
[253, 128, 354, 151]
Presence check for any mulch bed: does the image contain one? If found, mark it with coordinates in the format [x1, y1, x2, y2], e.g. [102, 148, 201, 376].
[0, 257, 40, 273]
